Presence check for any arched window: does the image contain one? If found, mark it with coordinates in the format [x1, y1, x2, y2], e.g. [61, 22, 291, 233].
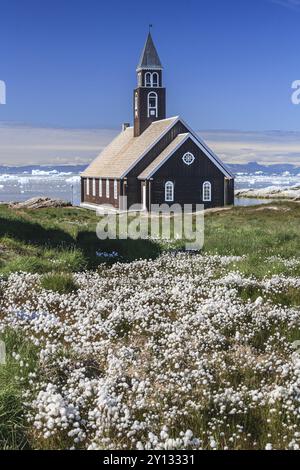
[165, 181, 174, 202]
[148, 92, 158, 117]
[145, 72, 152, 87]
[152, 72, 159, 87]
[203, 181, 212, 202]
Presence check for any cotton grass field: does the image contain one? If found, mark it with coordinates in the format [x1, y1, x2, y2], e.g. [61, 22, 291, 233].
[0, 202, 300, 450]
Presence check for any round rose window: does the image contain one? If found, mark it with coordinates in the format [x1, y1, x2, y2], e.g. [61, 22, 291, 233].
[182, 152, 195, 166]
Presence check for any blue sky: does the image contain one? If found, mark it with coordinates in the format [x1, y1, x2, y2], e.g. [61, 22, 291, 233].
[1, 0, 300, 165]
[0, 0, 300, 130]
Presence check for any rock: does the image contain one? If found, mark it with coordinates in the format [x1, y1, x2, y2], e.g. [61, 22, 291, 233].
[9, 197, 70, 210]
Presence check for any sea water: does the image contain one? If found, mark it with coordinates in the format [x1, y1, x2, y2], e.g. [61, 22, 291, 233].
[0, 167, 82, 205]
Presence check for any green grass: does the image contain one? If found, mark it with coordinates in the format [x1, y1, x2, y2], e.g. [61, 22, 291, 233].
[238, 284, 300, 308]
[41, 272, 78, 294]
[0, 329, 39, 450]
[202, 202, 300, 278]
[0, 201, 300, 278]
[203, 202, 300, 257]
[0, 205, 161, 274]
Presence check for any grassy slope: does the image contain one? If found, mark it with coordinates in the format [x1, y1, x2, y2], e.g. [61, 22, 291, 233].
[0, 205, 161, 274]
[0, 202, 300, 449]
[203, 202, 300, 277]
[1, 202, 299, 277]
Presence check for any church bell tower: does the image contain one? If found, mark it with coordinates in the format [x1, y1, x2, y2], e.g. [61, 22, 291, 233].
[134, 32, 166, 137]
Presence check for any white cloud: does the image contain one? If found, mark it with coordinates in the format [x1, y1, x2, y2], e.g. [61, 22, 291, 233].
[0, 123, 300, 166]
[0, 123, 117, 165]
[200, 130, 300, 165]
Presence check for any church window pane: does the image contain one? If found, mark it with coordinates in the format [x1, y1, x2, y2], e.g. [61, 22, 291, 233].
[148, 92, 158, 117]
[165, 181, 174, 202]
[152, 72, 159, 87]
[145, 72, 152, 87]
[203, 181, 212, 202]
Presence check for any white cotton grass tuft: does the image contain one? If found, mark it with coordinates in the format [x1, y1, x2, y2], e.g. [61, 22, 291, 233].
[0, 252, 300, 450]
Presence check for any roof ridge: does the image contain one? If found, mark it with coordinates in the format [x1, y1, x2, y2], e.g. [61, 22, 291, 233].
[151, 115, 179, 124]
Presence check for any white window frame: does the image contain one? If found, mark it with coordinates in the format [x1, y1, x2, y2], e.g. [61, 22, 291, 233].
[147, 92, 158, 118]
[152, 72, 159, 87]
[203, 181, 212, 202]
[86, 178, 90, 196]
[138, 72, 142, 87]
[106, 179, 110, 198]
[182, 152, 195, 166]
[134, 92, 138, 118]
[92, 178, 96, 197]
[145, 72, 152, 87]
[114, 179, 118, 200]
[165, 181, 174, 202]
[142, 184, 147, 210]
[99, 178, 102, 197]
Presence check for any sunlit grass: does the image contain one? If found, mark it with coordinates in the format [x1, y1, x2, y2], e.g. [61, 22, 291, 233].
[0, 329, 39, 450]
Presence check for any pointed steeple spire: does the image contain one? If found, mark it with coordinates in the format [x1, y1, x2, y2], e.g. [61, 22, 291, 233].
[137, 32, 162, 71]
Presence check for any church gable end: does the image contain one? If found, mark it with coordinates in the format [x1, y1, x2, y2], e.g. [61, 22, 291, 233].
[150, 137, 225, 180]
[126, 118, 189, 178]
[149, 137, 226, 208]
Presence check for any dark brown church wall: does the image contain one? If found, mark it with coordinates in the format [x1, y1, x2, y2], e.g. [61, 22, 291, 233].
[81, 178, 85, 203]
[150, 138, 226, 209]
[126, 177, 142, 208]
[226, 178, 235, 205]
[134, 87, 166, 136]
[125, 121, 189, 208]
[82, 178, 120, 209]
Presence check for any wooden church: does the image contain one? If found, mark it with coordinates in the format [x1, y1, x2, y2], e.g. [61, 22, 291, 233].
[81, 32, 234, 211]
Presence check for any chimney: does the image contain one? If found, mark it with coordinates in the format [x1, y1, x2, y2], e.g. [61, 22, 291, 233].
[122, 122, 130, 132]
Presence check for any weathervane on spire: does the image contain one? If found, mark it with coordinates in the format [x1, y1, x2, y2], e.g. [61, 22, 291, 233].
[149, 24, 153, 32]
